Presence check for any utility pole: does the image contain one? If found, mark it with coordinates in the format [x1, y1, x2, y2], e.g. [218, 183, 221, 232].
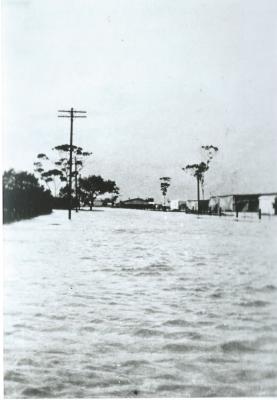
[75, 157, 78, 212]
[58, 108, 87, 220]
[197, 175, 200, 215]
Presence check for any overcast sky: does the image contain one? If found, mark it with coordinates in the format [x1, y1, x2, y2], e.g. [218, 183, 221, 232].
[2, 0, 277, 201]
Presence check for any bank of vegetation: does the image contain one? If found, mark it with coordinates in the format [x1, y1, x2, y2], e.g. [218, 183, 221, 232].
[3, 169, 53, 223]
[33, 144, 119, 211]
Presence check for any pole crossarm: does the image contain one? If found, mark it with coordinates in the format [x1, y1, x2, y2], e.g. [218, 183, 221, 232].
[58, 115, 87, 118]
[58, 110, 87, 113]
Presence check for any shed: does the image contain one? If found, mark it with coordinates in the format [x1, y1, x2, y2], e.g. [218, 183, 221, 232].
[119, 198, 155, 210]
[185, 200, 209, 213]
[186, 200, 198, 212]
[170, 200, 186, 211]
[210, 194, 259, 212]
[209, 196, 220, 212]
[259, 193, 277, 215]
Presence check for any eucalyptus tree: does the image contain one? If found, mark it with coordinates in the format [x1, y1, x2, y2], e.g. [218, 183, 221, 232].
[33, 153, 64, 196]
[200, 145, 218, 199]
[160, 177, 171, 209]
[33, 145, 92, 197]
[53, 144, 92, 208]
[182, 145, 218, 213]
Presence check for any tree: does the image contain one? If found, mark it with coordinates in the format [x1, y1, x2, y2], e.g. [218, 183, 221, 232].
[33, 145, 92, 197]
[182, 145, 218, 213]
[160, 177, 171, 208]
[182, 163, 208, 212]
[102, 195, 119, 207]
[200, 145, 218, 199]
[79, 175, 119, 210]
[3, 169, 52, 222]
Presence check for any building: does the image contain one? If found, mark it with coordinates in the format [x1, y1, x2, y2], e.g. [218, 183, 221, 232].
[209, 196, 220, 213]
[170, 200, 186, 211]
[118, 198, 155, 210]
[185, 200, 209, 213]
[186, 200, 198, 212]
[259, 193, 277, 215]
[94, 199, 103, 207]
[209, 194, 259, 213]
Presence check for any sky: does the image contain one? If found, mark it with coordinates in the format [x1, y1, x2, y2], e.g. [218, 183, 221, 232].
[2, 0, 277, 202]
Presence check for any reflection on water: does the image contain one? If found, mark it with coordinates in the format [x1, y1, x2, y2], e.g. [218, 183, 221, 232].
[4, 209, 277, 397]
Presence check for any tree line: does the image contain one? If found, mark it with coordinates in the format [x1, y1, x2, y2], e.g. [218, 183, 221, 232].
[33, 143, 119, 211]
[3, 143, 120, 223]
[3, 169, 53, 223]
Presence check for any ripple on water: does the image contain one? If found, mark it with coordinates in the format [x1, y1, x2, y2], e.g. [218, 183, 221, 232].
[163, 319, 191, 327]
[220, 340, 257, 353]
[261, 284, 277, 292]
[49, 314, 67, 321]
[164, 331, 202, 340]
[21, 387, 52, 398]
[163, 342, 207, 353]
[208, 385, 247, 397]
[5, 370, 26, 383]
[135, 270, 161, 277]
[156, 383, 212, 397]
[144, 307, 160, 314]
[246, 284, 277, 293]
[17, 358, 40, 367]
[81, 325, 96, 332]
[210, 289, 223, 298]
[239, 300, 270, 307]
[205, 356, 237, 364]
[121, 359, 150, 369]
[148, 262, 173, 270]
[134, 328, 163, 337]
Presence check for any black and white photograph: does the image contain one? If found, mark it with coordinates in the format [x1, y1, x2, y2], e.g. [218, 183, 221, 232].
[2, 0, 277, 398]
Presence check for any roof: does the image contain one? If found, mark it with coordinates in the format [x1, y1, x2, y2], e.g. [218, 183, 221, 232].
[121, 198, 151, 204]
[259, 193, 277, 197]
[210, 192, 277, 198]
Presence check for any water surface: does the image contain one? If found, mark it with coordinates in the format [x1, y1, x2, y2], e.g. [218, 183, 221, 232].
[4, 209, 277, 397]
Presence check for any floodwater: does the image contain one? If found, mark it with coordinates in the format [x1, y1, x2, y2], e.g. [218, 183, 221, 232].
[3, 208, 277, 397]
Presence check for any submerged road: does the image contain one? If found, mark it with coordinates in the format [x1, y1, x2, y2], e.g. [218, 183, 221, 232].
[4, 208, 277, 397]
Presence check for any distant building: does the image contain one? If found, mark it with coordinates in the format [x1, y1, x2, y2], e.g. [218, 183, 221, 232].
[186, 200, 198, 212]
[209, 194, 259, 213]
[94, 199, 103, 207]
[186, 199, 209, 213]
[118, 198, 155, 210]
[170, 200, 186, 211]
[259, 193, 277, 215]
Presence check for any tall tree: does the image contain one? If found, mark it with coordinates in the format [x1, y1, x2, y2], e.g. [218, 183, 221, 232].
[200, 145, 218, 199]
[33, 145, 92, 196]
[78, 175, 119, 210]
[182, 145, 218, 212]
[160, 177, 171, 208]
[182, 162, 208, 212]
